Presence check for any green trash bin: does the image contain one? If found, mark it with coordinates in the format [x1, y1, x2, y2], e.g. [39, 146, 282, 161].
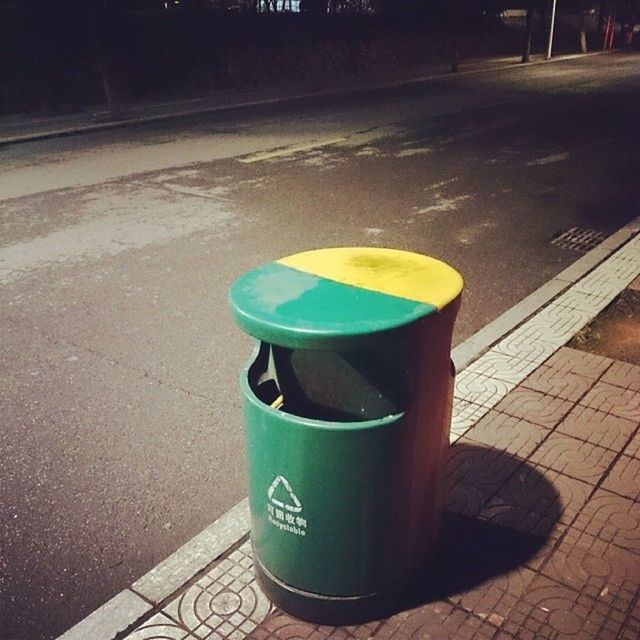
[229, 247, 463, 623]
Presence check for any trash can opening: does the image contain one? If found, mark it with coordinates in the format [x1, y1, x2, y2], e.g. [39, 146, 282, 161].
[248, 340, 413, 422]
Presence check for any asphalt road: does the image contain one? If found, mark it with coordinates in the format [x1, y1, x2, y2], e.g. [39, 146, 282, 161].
[1, 52, 638, 639]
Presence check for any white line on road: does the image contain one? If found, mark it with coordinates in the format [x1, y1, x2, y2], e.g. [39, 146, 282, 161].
[237, 136, 347, 163]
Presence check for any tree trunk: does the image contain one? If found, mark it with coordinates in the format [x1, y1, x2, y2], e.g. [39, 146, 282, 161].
[522, 1, 533, 62]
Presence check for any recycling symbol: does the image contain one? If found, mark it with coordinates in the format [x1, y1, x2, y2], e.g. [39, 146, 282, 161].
[268, 476, 303, 513]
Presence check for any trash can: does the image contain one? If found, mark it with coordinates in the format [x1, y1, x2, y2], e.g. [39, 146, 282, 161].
[229, 247, 462, 623]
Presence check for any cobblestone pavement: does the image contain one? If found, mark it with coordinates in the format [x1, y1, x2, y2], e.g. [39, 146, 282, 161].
[111, 251, 640, 640]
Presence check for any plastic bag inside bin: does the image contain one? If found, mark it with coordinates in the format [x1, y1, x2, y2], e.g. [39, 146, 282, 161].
[248, 339, 413, 422]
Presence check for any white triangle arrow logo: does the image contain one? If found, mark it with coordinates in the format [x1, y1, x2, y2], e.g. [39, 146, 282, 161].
[268, 476, 303, 513]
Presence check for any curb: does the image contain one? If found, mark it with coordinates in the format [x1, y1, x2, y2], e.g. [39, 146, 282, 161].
[1, 50, 613, 147]
[56, 213, 640, 640]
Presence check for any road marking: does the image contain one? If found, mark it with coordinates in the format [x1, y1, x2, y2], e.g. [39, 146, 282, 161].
[0, 185, 233, 284]
[238, 137, 347, 163]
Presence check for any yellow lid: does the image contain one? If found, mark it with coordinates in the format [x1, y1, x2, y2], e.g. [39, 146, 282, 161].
[277, 247, 463, 310]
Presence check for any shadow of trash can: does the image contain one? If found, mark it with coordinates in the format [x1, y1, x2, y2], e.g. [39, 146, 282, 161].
[229, 247, 463, 624]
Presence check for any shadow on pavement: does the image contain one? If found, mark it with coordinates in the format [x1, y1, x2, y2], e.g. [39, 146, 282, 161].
[399, 442, 561, 615]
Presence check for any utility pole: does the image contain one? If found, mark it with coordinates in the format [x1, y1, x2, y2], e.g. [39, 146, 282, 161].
[546, 0, 558, 59]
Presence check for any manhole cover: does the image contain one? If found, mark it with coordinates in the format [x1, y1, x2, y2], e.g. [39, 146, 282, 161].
[551, 227, 608, 253]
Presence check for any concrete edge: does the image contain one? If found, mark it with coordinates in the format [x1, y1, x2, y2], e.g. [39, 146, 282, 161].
[56, 213, 640, 640]
[2, 50, 613, 146]
[55, 499, 250, 640]
[55, 589, 152, 640]
[452, 215, 640, 371]
[131, 498, 250, 603]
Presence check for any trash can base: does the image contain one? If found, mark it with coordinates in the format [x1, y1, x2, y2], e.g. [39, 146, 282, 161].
[254, 555, 397, 626]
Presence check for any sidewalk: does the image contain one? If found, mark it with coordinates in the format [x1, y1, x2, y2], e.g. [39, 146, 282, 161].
[0, 51, 609, 146]
[59, 221, 640, 640]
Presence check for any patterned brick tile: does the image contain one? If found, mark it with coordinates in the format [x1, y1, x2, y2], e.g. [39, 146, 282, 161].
[543, 347, 613, 380]
[528, 433, 617, 484]
[601, 360, 640, 392]
[376, 601, 515, 639]
[484, 465, 593, 531]
[503, 574, 626, 639]
[493, 388, 572, 429]
[601, 455, 640, 500]
[445, 441, 522, 489]
[478, 499, 557, 540]
[463, 411, 549, 459]
[494, 324, 558, 365]
[553, 289, 605, 315]
[451, 399, 492, 440]
[465, 350, 539, 385]
[478, 467, 591, 535]
[618, 599, 640, 640]
[573, 490, 640, 554]
[556, 405, 637, 452]
[580, 381, 640, 421]
[574, 264, 634, 303]
[124, 613, 194, 640]
[246, 612, 380, 639]
[540, 528, 639, 614]
[525, 302, 594, 345]
[520, 366, 593, 402]
[447, 566, 537, 627]
[522, 527, 564, 572]
[163, 541, 274, 639]
[623, 431, 640, 458]
[454, 371, 515, 409]
[443, 481, 492, 518]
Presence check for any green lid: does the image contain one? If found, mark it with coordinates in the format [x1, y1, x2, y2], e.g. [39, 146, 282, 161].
[229, 247, 463, 350]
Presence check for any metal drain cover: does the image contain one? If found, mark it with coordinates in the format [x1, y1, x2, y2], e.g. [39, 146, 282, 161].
[551, 227, 608, 253]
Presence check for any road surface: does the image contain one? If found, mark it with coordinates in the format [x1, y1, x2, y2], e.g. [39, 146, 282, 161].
[1, 51, 638, 639]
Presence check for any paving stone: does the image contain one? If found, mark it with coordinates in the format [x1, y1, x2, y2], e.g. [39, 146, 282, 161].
[447, 566, 537, 627]
[580, 381, 640, 421]
[542, 347, 613, 380]
[442, 481, 492, 518]
[493, 388, 573, 429]
[375, 601, 515, 639]
[601, 455, 640, 500]
[514, 467, 592, 525]
[451, 399, 492, 440]
[163, 541, 273, 640]
[520, 366, 593, 402]
[494, 323, 558, 364]
[464, 411, 549, 459]
[623, 431, 640, 458]
[523, 302, 595, 346]
[465, 351, 539, 385]
[478, 467, 591, 535]
[574, 263, 634, 304]
[618, 599, 640, 640]
[522, 527, 564, 572]
[454, 371, 515, 408]
[540, 528, 639, 615]
[528, 433, 617, 484]
[246, 611, 380, 639]
[123, 613, 193, 640]
[601, 360, 640, 392]
[445, 441, 522, 490]
[503, 574, 626, 639]
[556, 405, 637, 452]
[573, 490, 640, 554]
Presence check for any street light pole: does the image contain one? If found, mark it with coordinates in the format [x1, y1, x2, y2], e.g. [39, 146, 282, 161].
[547, 0, 558, 59]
